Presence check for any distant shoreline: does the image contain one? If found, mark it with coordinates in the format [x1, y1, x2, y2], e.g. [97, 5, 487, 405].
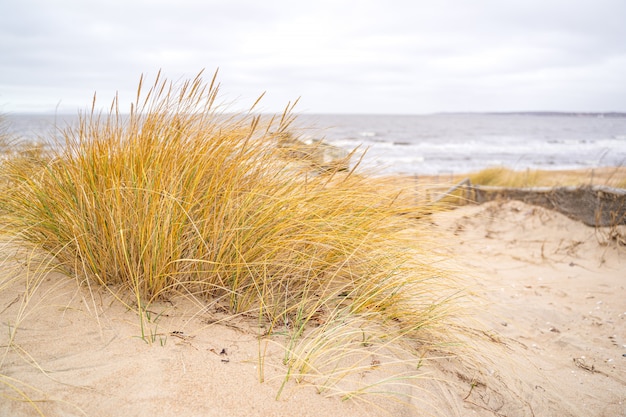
[5, 111, 626, 118]
[488, 111, 626, 118]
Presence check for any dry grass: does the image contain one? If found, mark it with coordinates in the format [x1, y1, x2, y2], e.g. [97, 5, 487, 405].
[0, 72, 469, 408]
[398, 166, 626, 208]
[468, 167, 543, 187]
[0, 114, 48, 161]
[467, 166, 626, 188]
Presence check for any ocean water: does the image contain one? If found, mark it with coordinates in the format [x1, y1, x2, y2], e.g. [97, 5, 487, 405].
[4, 112, 626, 176]
[294, 113, 626, 175]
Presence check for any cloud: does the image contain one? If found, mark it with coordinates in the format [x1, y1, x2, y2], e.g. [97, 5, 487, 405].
[1, 0, 625, 113]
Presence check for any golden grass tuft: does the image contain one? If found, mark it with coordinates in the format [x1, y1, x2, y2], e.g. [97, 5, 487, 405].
[0, 73, 477, 411]
[468, 165, 626, 188]
[468, 166, 543, 187]
[0, 72, 458, 337]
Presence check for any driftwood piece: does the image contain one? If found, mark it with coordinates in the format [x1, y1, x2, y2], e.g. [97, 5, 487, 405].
[470, 184, 626, 227]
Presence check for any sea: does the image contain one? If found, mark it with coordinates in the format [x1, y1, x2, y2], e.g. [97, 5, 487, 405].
[4, 112, 626, 176]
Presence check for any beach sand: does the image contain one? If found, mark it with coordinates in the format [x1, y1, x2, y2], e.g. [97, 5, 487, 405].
[429, 200, 625, 416]
[0, 196, 624, 415]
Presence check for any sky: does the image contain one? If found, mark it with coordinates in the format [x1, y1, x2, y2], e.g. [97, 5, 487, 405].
[1, 0, 625, 114]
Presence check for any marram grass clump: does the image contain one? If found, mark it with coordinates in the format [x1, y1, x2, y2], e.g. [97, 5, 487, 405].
[468, 166, 543, 187]
[0, 72, 466, 404]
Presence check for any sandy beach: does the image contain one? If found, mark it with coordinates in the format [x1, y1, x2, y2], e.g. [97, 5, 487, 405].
[429, 199, 625, 416]
[3, 1, 626, 413]
[0, 186, 624, 416]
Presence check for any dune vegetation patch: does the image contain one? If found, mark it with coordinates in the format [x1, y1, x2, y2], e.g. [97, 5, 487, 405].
[0, 72, 483, 410]
[467, 165, 626, 189]
[468, 166, 544, 188]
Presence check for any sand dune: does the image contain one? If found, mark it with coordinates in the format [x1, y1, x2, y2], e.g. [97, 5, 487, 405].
[430, 200, 625, 416]
[1, 199, 624, 416]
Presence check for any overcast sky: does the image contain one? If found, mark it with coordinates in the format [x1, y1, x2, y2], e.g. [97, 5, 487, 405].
[1, 0, 625, 114]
